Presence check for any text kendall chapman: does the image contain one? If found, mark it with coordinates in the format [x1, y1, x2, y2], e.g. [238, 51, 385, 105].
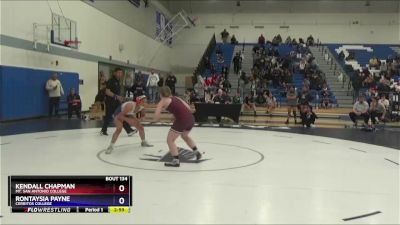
[16, 183, 76, 190]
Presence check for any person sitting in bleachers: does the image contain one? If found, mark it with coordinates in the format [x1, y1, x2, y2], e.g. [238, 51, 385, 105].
[244, 92, 257, 116]
[378, 73, 391, 93]
[265, 91, 277, 115]
[345, 51, 356, 61]
[338, 51, 345, 61]
[321, 89, 331, 109]
[255, 91, 266, 106]
[67, 88, 81, 119]
[369, 96, 386, 127]
[369, 56, 380, 69]
[301, 104, 317, 128]
[232, 92, 242, 105]
[298, 86, 313, 116]
[349, 95, 370, 127]
[379, 94, 390, 110]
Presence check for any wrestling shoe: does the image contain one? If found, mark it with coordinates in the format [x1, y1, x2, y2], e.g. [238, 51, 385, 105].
[100, 130, 108, 136]
[141, 141, 153, 147]
[105, 146, 113, 154]
[128, 129, 138, 136]
[193, 150, 202, 161]
[164, 158, 180, 167]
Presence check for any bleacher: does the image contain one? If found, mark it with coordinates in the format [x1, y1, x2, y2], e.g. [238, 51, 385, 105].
[202, 43, 339, 107]
[204, 43, 235, 76]
[327, 44, 398, 70]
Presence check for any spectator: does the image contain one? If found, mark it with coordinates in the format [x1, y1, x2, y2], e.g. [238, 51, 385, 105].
[321, 89, 331, 109]
[212, 89, 231, 123]
[349, 95, 370, 127]
[285, 86, 298, 124]
[301, 104, 317, 128]
[255, 92, 266, 105]
[204, 90, 213, 103]
[233, 53, 242, 75]
[378, 94, 390, 110]
[231, 35, 238, 45]
[258, 34, 265, 46]
[238, 71, 248, 100]
[351, 70, 363, 98]
[100, 68, 135, 136]
[285, 36, 292, 44]
[157, 74, 164, 102]
[95, 72, 107, 102]
[369, 96, 386, 126]
[378, 74, 391, 93]
[165, 73, 177, 95]
[204, 56, 211, 70]
[212, 89, 231, 104]
[193, 79, 205, 102]
[67, 88, 81, 119]
[220, 29, 229, 43]
[306, 35, 314, 46]
[265, 91, 277, 114]
[297, 86, 313, 116]
[131, 79, 146, 99]
[338, 51, 345, 61]
[124, 71, 134, 98]
[369, 56, 379, 69]
[135, 70, 143, 84]
[147, 70, 160, 103]
[232, 91, 242, 104]
[244, 92, 257, 116]
[46, 73, 64, 118]
[346, 51, 356, 61]
[291, 38, 298, 45]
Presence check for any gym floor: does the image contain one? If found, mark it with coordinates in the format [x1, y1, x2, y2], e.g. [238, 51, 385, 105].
[0, 117, 399, 224]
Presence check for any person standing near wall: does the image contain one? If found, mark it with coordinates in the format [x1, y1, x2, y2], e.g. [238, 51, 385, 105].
[101, 68, 136, 136]
[124, 71, 134, 98]
[67, 88, 81, 119]
[147, 70, 160, 103]
[46, 73, 64, 118]
[165, 73, 177, 95]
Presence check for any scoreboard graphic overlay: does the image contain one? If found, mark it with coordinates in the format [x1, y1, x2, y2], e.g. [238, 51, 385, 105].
[8, 176, 132, 213]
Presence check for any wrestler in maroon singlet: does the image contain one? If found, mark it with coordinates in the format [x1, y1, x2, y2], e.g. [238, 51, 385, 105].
[154, 86, 201, 167]
[166, 96, 195, 133]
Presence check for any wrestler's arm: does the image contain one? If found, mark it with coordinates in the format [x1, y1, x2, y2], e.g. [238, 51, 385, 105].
[153, 99, 165, 122]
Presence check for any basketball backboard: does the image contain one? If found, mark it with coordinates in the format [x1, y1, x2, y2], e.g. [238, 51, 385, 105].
[51, 13, 79, 49]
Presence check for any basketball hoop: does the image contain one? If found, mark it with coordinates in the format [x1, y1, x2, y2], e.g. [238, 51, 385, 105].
[64, 40, 81, 49]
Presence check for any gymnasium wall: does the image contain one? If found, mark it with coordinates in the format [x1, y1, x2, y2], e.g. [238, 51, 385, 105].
[0, 0, 172, 111]
[0, 65, 79, 121]
[170, 12, 399, 72]
[84, 0, 172, 39]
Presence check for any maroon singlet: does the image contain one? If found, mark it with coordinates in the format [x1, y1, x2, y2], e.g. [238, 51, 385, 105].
[166, 96, 195, 133]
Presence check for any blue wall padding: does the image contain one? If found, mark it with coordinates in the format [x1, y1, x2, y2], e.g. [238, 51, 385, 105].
[0, 66, 79, 121]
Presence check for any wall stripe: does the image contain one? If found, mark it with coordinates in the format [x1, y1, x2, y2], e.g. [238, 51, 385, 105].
[0, 34, 168, 73]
